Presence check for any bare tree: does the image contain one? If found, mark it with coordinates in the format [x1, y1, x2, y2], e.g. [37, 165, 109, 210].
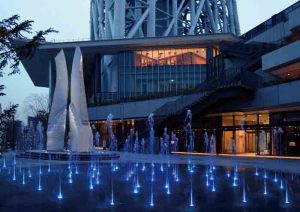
[23, 93, 49, 117]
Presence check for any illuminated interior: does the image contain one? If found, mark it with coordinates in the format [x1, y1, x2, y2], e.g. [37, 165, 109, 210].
[134, 48, 207, 67]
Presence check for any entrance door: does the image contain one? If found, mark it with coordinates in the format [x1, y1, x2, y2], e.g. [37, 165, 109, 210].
[245, 132, 256, 153]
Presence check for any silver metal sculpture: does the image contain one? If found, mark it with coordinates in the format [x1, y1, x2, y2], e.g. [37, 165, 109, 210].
[47, 50, 68, 151]
[69, 47, 94, 152]
[47, 47, 93, 152]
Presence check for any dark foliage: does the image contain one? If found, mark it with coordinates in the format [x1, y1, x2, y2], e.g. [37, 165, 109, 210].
[0, 15, 56, 152]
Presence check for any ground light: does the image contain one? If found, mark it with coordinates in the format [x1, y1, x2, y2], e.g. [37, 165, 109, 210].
[37, 172, 42, 191]
[263, 179, 267, 195]
[57, 176, 63, 200]
[285, 180, 290, 204]
[189, 172, 194, 207]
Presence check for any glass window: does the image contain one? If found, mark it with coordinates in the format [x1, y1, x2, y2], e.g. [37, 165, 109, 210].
[235, 114, 257, 126]
[259, 114, 270, 125]
[133, 48, 207, 67]
[222, 115, 234, 126]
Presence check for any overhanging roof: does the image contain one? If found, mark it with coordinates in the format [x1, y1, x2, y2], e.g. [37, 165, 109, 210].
[16, 33, 239, 87]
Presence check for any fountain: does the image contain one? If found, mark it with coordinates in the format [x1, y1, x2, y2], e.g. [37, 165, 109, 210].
[184, 110, 194, 152]
[2, 156, 6, 168]
[37, 173, 42, 191]
[150, 179, 154, 207]
[204, 131, 209, 153]
[210, 134, 216, 154]
[125, 137, 130, 152]
[110, 177, 115, 205]
[212, 179, 216, 192]
[106, 113, 117, 151]
[171, 132, 178, 152]
[285, 180, 290, 204]
[162, 128, 170, 154]
[263, 179, 267, 195]
[189, 172, 194, 207]
[280, 173, 284, 189]
[36, 121, 44, 150]
[12, 165, 16, 181]
[141, 138, 146, 154]
[57, 176, 63, 199]
[242, 178, 247, 203]
[147, 113, 155, 154]
[264, 169, 267, 179]
[22, 169, 25, 185]
[95, 131, 100, 147]
[133, 131, 139, 153]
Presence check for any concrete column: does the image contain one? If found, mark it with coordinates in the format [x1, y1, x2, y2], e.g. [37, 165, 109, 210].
[48, 60, 52, 108]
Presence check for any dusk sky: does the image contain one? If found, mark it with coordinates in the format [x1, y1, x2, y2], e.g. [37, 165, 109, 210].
[1, 0, 298, 121]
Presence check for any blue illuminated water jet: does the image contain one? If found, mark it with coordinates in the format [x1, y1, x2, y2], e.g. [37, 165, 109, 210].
[274, 171, 278, 182]
[285, 180, 290, 204]
[89, 175, 94, 190]
[12, 165, 16, 181]
[150, 180, 154, 207]
[39, 164, 42, 175]
[206, 174, 209, 187]
[255, 168, 259, 176]
[280, 173, 284, 189]
[263, 179, 267, 195]
[212, 180, 216, 192]
[264, 169, 267, 179]
[2, 156, 6, 168]
[75, 165, 79, 174]
[22, 169, 25, 185]
[190, 173, 194, 207]
[37, 173, 42, 191]
[142, 163, 146, 171]
[227, 169, 230, 178]
[242, 179, 247, 203]
[110, 180, 115, 205]
[57, 177, 63, 200]
[28, 167, 32, 178]
[160, 163, 164, 172]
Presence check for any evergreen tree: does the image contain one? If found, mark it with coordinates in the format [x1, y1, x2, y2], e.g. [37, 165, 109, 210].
[0, 15, 56, 152]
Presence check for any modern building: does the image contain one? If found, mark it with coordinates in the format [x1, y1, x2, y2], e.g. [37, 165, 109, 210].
[19, 0, 300, 156]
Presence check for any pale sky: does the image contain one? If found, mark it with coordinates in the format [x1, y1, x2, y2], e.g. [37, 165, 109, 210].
[0, 0, 299, 121]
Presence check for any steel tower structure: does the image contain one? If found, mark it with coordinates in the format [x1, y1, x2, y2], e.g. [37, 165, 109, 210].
[90, 0, 240, 41]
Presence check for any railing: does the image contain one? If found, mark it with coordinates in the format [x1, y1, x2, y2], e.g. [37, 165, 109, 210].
[88, 68, 261, 107]
[89, 87, 202, 106]
[240, 1, 300, 42]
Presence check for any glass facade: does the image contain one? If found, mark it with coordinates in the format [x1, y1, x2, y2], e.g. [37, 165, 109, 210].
[222, 113, 271, 155]
[118, 48, 207, 98]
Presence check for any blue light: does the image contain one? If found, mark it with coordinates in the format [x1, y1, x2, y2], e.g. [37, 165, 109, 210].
[285, 181, 290, 204]
[212, 181, 216, 192]
[264, 169, 267, 179]
[57, 192, 63, 200]
[263, 180, 267, 195]
[227, 170, 230, 178]
[133, 186, 139, 194]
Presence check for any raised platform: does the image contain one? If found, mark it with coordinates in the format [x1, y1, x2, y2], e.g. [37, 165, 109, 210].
[17, 150, 120, 161]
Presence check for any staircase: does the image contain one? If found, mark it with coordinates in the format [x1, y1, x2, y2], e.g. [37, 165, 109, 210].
[149, 69, 261, 135]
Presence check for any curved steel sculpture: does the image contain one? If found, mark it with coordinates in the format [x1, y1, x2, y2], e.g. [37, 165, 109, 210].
[47, 47, 93, 152]
[46, 50, 68, 151]
[69, 47, 93, 152]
